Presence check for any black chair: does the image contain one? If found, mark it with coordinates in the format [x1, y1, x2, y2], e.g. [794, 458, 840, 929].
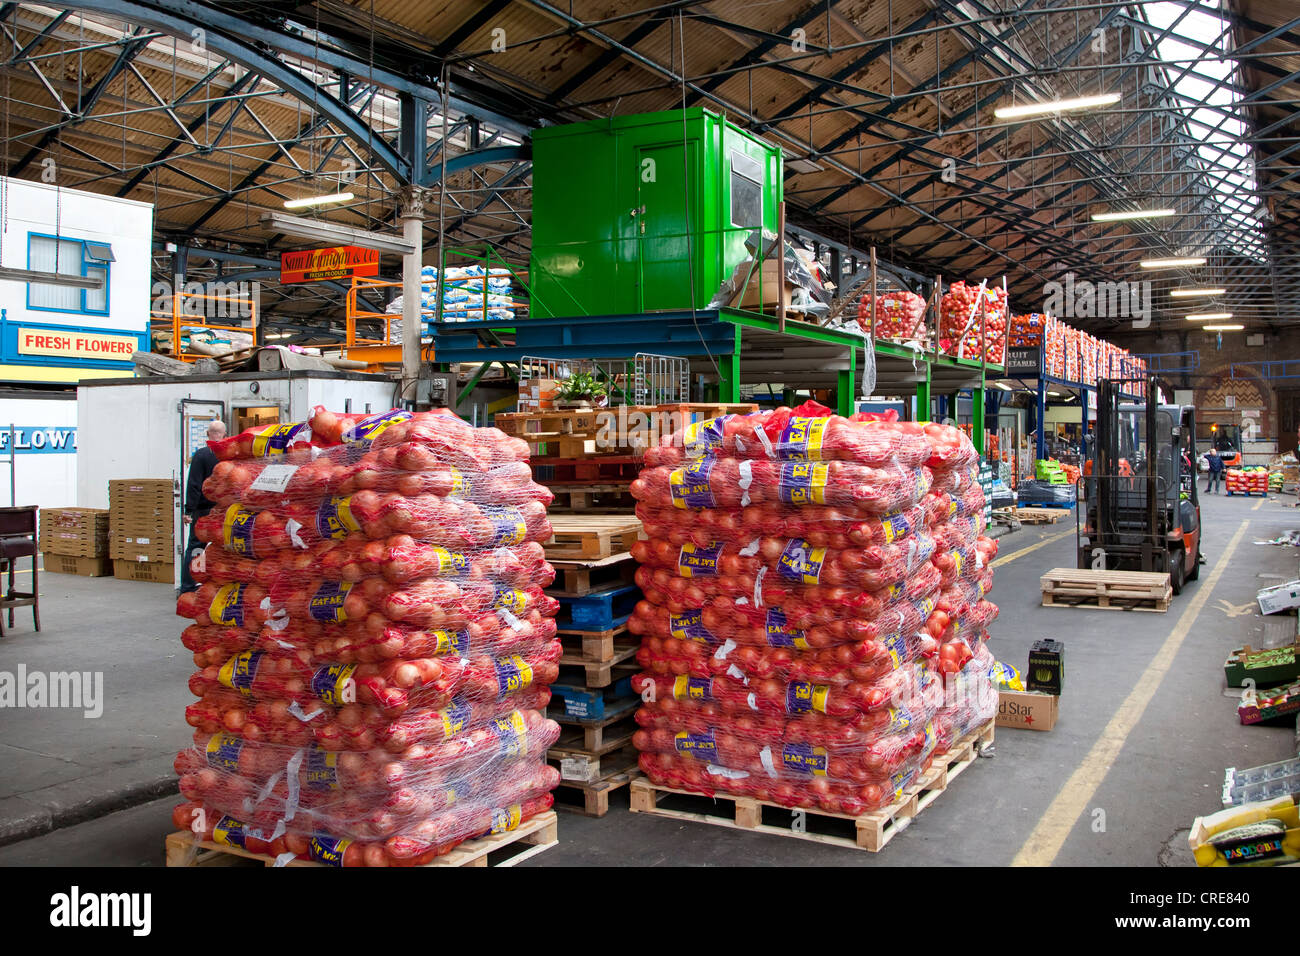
[0, 506, 39, 637]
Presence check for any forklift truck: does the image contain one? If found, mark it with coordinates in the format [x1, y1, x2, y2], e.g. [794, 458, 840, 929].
[1077, 377, 1203, 595]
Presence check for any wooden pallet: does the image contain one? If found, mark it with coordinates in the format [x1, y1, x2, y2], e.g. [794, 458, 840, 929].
[554, 582, 641, 631]
[545, 483, 637, 512]
[163, 811, 558, 868]
[548, 717, 638, 766]
[545, 516, 643, 560]
[556, 624, 632, 662]
[628, 722, 994, 853]
[1040, 567, 1172, 612]
[546, 551, 637, 596]
[550, 748, 642, 817]
[549, 698, 640, 751]
[559, 632, 639, 676]
[1001, 507, 1065, 524]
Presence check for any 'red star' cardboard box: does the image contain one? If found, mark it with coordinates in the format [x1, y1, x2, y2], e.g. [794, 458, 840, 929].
[997, 690, 1059, 731]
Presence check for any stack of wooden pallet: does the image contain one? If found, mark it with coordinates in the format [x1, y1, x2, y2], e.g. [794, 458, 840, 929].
[542, 514, 645, 817]
[497, 403, 757, 511]
[1040, 567, 1172, 612]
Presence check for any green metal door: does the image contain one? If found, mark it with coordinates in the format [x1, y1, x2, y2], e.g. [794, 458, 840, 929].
[637, 142, 698, 312]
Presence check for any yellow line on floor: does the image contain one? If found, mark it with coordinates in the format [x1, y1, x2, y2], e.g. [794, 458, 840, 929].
[1010, 517, 1251, 867]
[990, 527, 1075, 569]
[1252, 498, 1264, 511]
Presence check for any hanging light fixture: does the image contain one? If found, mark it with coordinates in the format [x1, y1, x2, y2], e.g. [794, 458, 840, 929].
[1186, 312, 1233, 321]
[283, 191, 355, 210]
[0, 266, 104, 289]
[1090, 208, 1176, 222]
[1169, 287, 1226, 297]
[993, 93, 1120, 120]
[1140, 257, 1207, 268]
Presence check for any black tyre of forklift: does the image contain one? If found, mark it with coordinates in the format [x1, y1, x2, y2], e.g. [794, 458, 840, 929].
[1170, 548, 1185, 595]
[1187, 550, 1201, 581]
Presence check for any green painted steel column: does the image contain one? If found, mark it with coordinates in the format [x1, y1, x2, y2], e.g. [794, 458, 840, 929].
[915, 362, 931, 422]
[719, 325, 742, 403]
[836, 346, 856, 416]
[971, 370, 986, 454]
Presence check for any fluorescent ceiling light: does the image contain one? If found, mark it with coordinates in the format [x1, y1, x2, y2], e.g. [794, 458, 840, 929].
[1046, 390, 1063, 397]
[993, 381, 1012, 391]
[1186, 312, 1233, 321]
[264, 332, 292, 340]
[283, 191, 354, 209]
[1090, 208, 1176, 222]
[785, 157, 824, 175]
[1204, 324, 1243, 331]
[1140, 257, 1207, 268]
[0, 266, 105, 289]
[993, 93, 1120, 120]
[1169, 288, 1226, 297]
[260, 212, 417, 255]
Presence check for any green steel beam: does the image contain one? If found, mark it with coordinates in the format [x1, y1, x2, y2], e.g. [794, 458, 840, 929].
[720, 325, 742, 403]
[916, 364, 932, 423]
[971, 372, 986, 455]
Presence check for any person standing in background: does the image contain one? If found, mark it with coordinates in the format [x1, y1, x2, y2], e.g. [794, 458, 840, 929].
[1205, 447, 1224, 495]
[180, 419, 226, 592]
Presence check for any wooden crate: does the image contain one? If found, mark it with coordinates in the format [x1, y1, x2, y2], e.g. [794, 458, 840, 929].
[1040, 567, 1172, 612]
[629, 722, 994, 853]
[164, 811, 558, 868]
[544, 516, 643, 560]
[547, 552, 637, 597]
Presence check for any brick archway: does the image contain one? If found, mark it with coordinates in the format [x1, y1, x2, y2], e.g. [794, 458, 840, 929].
[1196, 363, 1274, 439]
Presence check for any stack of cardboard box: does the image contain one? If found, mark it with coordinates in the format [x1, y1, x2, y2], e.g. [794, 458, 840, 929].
[40, 507, 112, 576]
[109, 479, 175, 583]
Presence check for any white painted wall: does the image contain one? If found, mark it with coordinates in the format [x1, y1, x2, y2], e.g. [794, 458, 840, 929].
[76, 372, 397, 508]
[76, 372, 398, 587]
[0, 177, 153, 380]
[0, 392, 77, 507]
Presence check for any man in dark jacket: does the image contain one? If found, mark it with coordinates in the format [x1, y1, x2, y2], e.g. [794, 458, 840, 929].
[1205, 449, 1224, 494]
[181, 419, 226, 592]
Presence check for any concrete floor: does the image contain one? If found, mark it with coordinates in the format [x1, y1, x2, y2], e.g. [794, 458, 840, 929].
[0, 489, 1296, 866]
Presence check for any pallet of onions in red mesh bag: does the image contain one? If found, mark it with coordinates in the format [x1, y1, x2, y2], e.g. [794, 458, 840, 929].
[626, 404, 999, 816]
[858, 291, 930, 344]
[173, 407, 562, 865]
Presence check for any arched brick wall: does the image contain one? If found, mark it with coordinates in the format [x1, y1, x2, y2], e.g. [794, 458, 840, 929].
[1195, 363, 1274, 439]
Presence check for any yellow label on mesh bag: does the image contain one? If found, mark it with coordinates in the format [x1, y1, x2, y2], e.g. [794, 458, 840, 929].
[209, 582, 245, 627]
[438, 697, 471, 737]
[672, 676, 714, 700]
[778, 417, 827, 460]
[429, 547, 469, 574]
[490, 804, 523, 834]
[310, 663, 357, 705]
[212, 815, 250, 849]
[493, 655, 534, 696]
[492, 711, 528, 759]
[309, 834, 352, 867]
[221, 505, 257, 555]
[217, 650, 263, 697]
[315, 496, 360, 540]
[430, 629, 468, 657]
[205, 733, 243, 772]
[250, 421, 306, 457]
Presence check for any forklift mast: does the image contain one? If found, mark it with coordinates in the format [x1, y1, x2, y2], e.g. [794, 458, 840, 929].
[1087, 377, 1163, 573]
